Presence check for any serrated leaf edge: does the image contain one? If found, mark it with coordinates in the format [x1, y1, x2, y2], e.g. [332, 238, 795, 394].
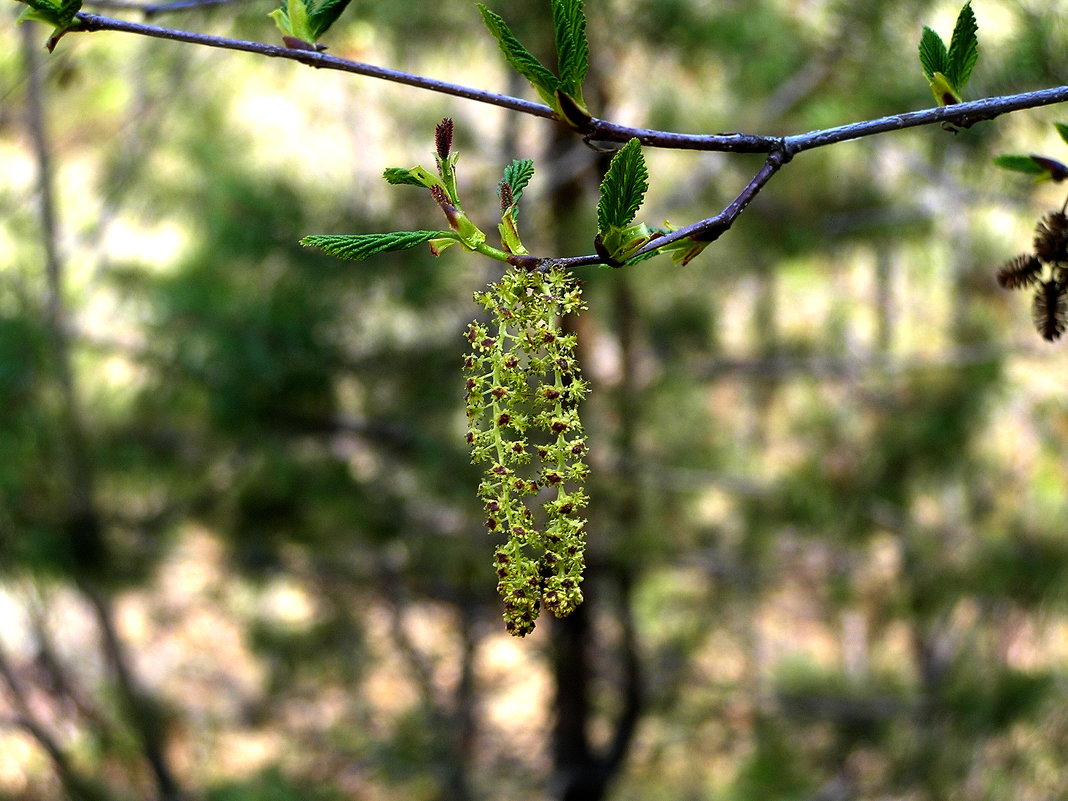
[477, 4, 559, 107]
[919, 26, 948, 82]
[301, 231, 453, 261]
[552, 0, 588, 98]
[597, 138, 649, 234]
[946, 1, 978, 91]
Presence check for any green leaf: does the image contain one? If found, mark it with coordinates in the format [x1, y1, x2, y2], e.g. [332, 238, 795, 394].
[1029, 155, 1068, 182]
[268, 0, 311, 43]
[993, 155, 1047, 175]
[382, 167, 427, 187]
[301, 231, 453, 261]
[16, 0, 81, 30]
[307, 0, 351, 40]
[597, 138, 648, 234]
[477, 4, 559, 107]
[1054, 122, 1068, 147]
[552, 0, 588, 98]
[918, 26, 948, 83]
[501, 159, 535, 204]
[497, 160, 534, 255]
[382, 166, 447, 194]
[55, 0, 80, 26]
[16, 0, 82, 50]
[945, 2, 978, 91]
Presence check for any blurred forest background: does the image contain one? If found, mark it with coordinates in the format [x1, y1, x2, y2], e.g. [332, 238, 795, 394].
[3, 0, 1068, 798]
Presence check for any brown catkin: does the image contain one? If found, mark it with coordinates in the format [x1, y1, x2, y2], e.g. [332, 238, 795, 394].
[1032, 280, 1068, 341]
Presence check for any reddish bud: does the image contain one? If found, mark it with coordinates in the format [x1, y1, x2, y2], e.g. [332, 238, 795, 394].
[435, 117, 454, 159]
[498, 180, 514, 211]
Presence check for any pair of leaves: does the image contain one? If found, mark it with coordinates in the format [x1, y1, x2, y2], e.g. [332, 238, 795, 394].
[269, 0, 351, 49]
[304, 131, 710, 270]
[303, 124, 539, 263]
[478, 0, 591, 129]
[15, 0, 82, 51]
[995, 122, 1068, 183]
[918, 2, 979, 105]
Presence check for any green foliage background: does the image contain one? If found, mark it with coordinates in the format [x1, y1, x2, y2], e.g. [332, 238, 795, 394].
[3, 0, 1068, 799]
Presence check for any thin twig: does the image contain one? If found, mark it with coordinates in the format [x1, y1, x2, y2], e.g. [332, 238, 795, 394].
[72, 13, 556, 119]
[641, 147, 792, 251]
[786, 85, 1068, 152]
[68, 15, 1068, 155]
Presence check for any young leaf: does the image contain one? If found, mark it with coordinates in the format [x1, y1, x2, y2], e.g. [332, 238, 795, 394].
[993, 155, 1048, 175]
[382, 165, 448, 194]
[1055, 122, 1068, 147]
[307, 0, 352, 41]
[501, 159, 535, 204]
[597, 138, 649, 234]
[16, 0, 82, 49]
[301, 231, 453, 261]
[17, 0, 80, 27]
[945, 2, 978, 91]
[918, 26, 948, 82]
[1030, 155, 1068, 182]
[383, 167, 429, 187]
[268, 0, 310, 45]
[552, 0, 588, 98]
[477, 4, 559, 107]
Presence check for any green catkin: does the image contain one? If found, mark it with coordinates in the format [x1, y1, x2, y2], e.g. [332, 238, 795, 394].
[464, 265, 588, 636]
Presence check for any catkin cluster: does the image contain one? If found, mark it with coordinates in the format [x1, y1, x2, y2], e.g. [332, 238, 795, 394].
[464, 265, 589, 636]
[997, 209, 1068, 341]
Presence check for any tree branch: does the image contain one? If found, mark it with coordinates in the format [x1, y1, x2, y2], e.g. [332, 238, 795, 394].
[786, 85, 1068, 153]
[72, 12, 556, 119]
[59, 13, 1068, 272]
[563, 87, 1068, 267]
[69, 14, 1068, 155]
